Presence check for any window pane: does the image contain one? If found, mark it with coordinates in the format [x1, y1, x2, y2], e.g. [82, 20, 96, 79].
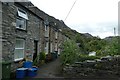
[55, 32, 58, 39]
[18, 9, 28, 20]
[45, 42, 48, 54]
[50, 43, 52, 52]
[16, 18, 26, 30]
[14, 39, 25, 60]
[16, 18, 21, 28]
[55, 43, 57, 51]
[14, 49, 24, 59]
[15, 39, 24, 48]
[45, 25, 47, 31]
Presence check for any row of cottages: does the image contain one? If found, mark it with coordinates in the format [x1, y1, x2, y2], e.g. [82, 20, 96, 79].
[1, 1, 69, 72]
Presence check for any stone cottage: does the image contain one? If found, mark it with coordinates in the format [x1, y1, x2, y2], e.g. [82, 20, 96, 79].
[1, 2, 46, 71]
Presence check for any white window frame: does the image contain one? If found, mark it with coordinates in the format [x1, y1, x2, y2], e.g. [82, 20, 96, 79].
[45, 25, 47, 31]
[14, 39, 25, 61]
[16, 17, 26, 30]
[17, 8, 28, 20]
[16, 8, 28, 30]
[45, 42, 49, 54]
[50, 43, 53, 52]
[55, 32, 58, 39]
[45, 25, 49, 37]
[55, 43, 58, 51]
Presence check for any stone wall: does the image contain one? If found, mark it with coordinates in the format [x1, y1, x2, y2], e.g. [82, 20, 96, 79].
[39, 21, 45, 52]
[2, 2, 43, 71]
[49, 26, 56, 52]
[2, 2, 16, 62]
[62, 56, 120, 78]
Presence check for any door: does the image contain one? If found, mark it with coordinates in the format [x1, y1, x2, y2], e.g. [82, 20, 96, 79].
[33, 40, 38, 61]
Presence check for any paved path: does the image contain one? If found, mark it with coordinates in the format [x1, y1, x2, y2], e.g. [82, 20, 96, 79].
[34, 57, 64, 78]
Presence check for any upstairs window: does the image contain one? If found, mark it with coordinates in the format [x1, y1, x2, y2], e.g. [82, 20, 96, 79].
[17, 8, 28, 20]
[16, 8, 28, 30]
[16, 17, 26, 30]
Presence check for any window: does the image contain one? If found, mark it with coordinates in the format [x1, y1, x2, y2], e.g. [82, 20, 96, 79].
[14, 39, 25, 61]
[16, 17, 26, 30]
[55, 43, 58, 51]
[16, 8, 28, 30]
[17, 8, 28, 20]
[45, 25, 47, 31]
[45, 25, 49, 37]
[50, 43, 53, 52]
[45, 42, 49, 54]
[55, 32, 58, 39]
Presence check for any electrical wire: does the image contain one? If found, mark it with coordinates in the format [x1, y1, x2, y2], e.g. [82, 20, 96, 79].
[64, 0, 77, 21]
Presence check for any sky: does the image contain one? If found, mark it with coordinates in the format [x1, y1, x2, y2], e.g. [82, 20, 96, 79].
[30, 0, 119, 39]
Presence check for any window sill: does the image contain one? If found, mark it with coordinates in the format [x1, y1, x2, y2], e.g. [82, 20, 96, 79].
[16, 28, 27, 32]
[45, 36, 49, 38]
[14, 58, 24, 63]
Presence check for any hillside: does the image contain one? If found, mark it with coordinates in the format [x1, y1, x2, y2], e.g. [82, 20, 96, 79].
[59, 22, 119, 56]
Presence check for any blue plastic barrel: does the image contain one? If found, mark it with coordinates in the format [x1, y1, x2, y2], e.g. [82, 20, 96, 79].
[27, 68, 38, 77]
[16, 68, 28, 78]
[23, 61, 32, 68]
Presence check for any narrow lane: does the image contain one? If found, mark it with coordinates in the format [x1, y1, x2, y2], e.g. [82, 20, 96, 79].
[34, 57, 64, 78]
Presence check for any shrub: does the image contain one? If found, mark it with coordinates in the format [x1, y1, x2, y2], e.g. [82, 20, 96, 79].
[33, 52, 46, 66]
[60, 40, 79, 65]
[33, 55, 40, 66]
[39, 52, 46, 60]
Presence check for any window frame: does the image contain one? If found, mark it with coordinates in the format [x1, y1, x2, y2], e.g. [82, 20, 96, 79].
[14, 39, 25, 62]
[45, 25, 47, 31]
[45, 25, 49, 37]
[16, 8, 28, 30]
[17, 8, 28, 20]
[50, 43, 53, 52]
[55, 43, 58, 51]
[16, 17, 27, 30]
[45, 42, 49, 54]
[55, 32, 58, 39]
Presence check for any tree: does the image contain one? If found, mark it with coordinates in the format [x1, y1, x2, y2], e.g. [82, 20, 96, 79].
[60, 40, 80, 65]
[106, 37, 119, 55]
[99, 36, 119, 56]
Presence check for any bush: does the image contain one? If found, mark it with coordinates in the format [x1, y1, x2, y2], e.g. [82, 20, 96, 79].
[60, 40, 79, 65]
[39, 52, 46, 60]
[33, 56, 39, 66]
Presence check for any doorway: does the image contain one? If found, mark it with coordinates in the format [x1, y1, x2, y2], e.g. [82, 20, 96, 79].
[33, 40, 38, 61]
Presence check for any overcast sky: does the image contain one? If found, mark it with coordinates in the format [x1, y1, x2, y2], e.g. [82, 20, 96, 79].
[30, 0, 119, 39]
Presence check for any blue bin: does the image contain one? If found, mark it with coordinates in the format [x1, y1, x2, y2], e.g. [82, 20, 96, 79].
[27, 68, 38, 77]
[16, 68, 28, 78]
[23, 61, 32, 68]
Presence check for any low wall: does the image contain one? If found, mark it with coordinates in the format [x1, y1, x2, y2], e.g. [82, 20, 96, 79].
[62, 56, 120, 78]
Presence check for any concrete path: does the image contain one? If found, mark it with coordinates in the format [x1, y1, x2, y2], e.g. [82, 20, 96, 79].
[34, 57, 64, 78]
